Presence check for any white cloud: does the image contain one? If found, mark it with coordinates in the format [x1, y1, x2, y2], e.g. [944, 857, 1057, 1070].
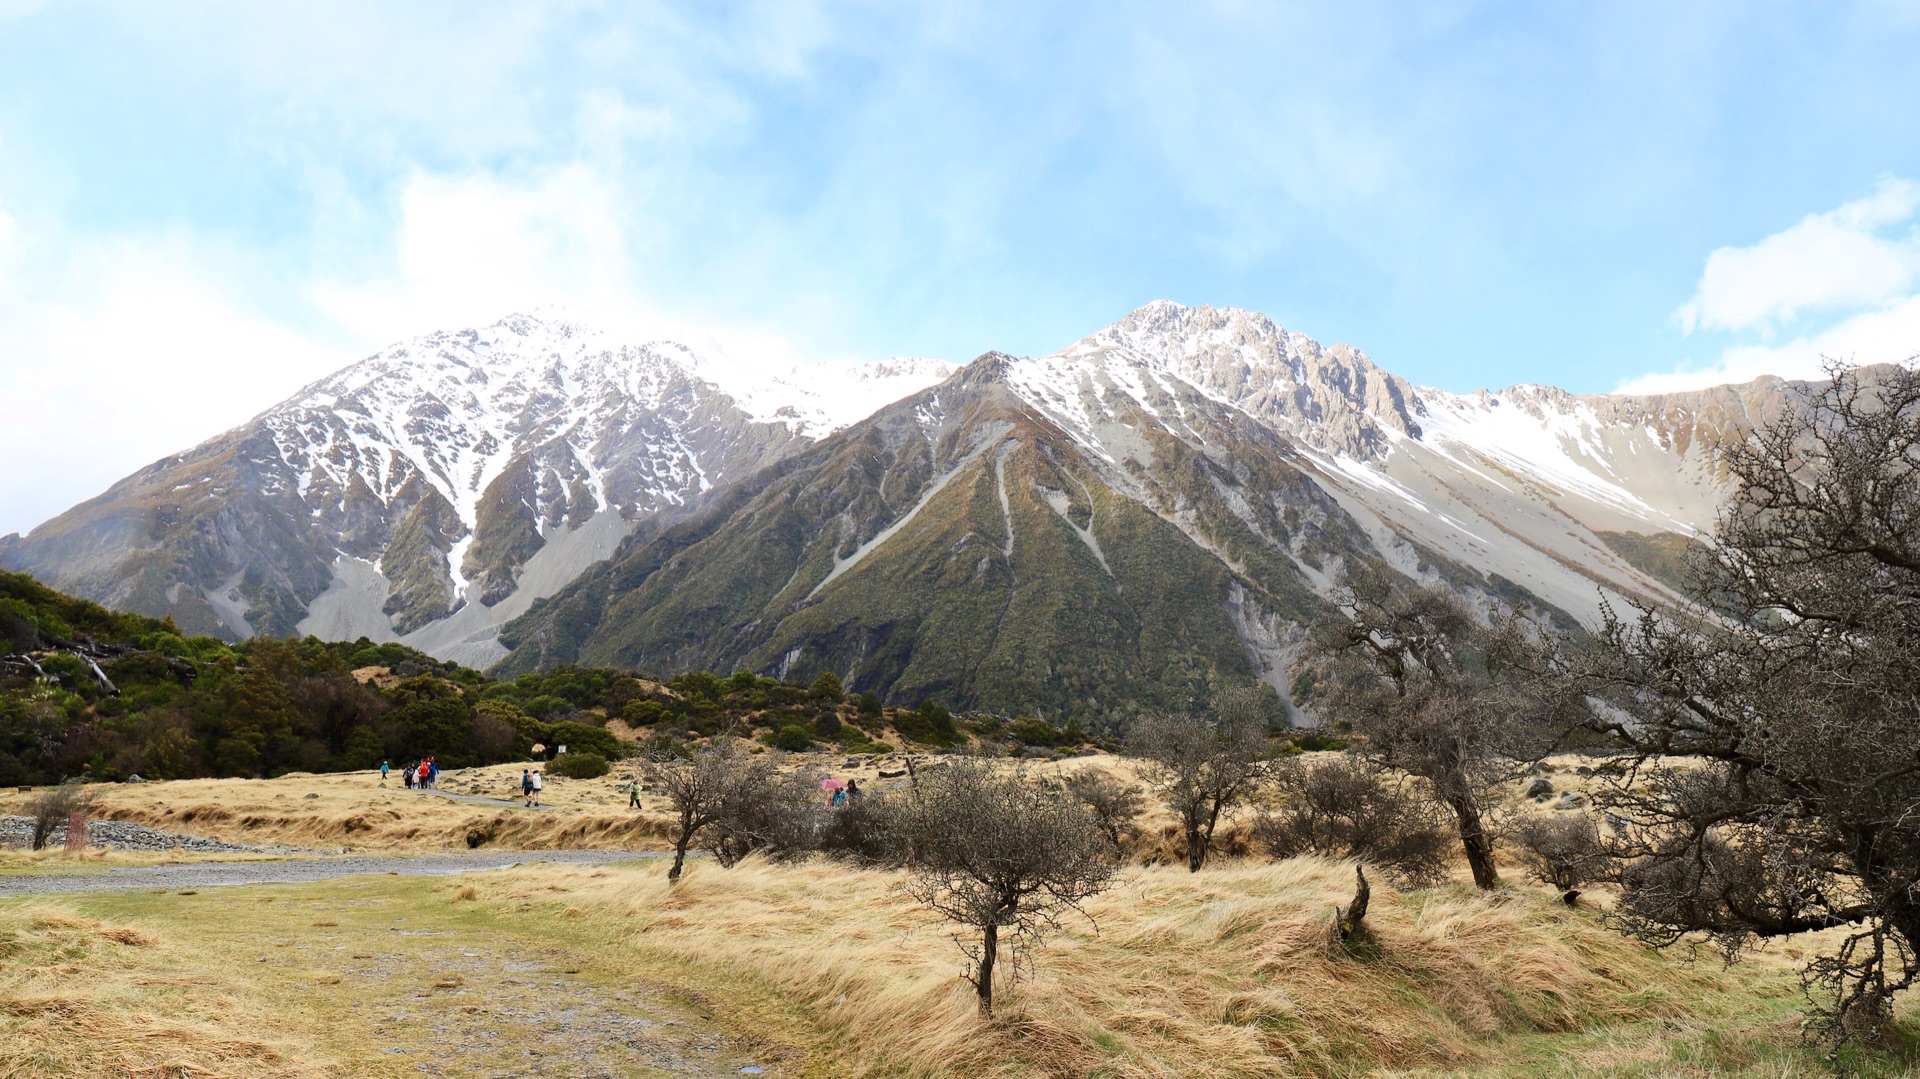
[313, 166, 830, 371]
[1622, 179, 1920, 394]
[1674, 177, 1920, 334]
[1618, 291, 1920, 394]
[0, 228, 349, 536]
[313, 167, 634, 344]
[0, 164, 841, 537]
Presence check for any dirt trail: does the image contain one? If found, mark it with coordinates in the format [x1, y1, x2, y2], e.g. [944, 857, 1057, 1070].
[5, 865, 784, 1076]
[0, 849, 657, 895]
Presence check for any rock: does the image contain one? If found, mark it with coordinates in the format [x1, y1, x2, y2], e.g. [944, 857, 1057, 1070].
[1606, 813, 1631, 834]
[842, 758, 862, 768]
[1575, 766, 1593, 776]
[1525, 778, 1554, 798]
[1554, 791, 1588, 810]
[304, 793, 320, 799]
[0, 814, 290, 854]
[124, 774, 146, 784]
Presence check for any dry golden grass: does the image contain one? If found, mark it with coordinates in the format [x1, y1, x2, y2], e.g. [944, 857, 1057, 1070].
[0, 750, 1156, 856]
[8, 847, 1916, 1077]
[481, 854, 1836, 1078]
[0, 763, 677, 853]
[0, 906, 326, 1078]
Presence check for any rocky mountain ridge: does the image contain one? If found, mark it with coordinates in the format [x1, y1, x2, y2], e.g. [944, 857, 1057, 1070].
[2, 301, 1806, 715]
[486, 301, 1795, 720]
[0, 314, 951, 658]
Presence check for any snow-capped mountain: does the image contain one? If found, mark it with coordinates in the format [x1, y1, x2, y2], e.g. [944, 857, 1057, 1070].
[2, 300, 1799, 712]
[0, 314, 952, 664]
[487, 302, 1797, 719]
[995, 301, 1754, 622]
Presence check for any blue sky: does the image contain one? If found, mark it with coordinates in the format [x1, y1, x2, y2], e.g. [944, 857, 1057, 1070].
[4, 1, 1920, 535]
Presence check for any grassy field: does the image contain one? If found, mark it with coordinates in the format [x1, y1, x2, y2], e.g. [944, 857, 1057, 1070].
[0, 753, 1141, 855]
[0, 761, 674, 853]
[5, 757, 1919, 1076]
[4, 851, 1918, 1078]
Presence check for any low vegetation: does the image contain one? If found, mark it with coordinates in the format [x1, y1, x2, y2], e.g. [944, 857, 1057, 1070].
[0, 571, 1113, 789]
[10, 853, 1916, 1077]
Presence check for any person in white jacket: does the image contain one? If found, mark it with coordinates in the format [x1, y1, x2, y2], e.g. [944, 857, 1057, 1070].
[528, 770, 544, 807]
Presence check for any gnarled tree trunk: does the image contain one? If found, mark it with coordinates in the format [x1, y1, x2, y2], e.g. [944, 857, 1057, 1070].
[975, 921, 999, 1014]
[1446, 790, 1499, 888]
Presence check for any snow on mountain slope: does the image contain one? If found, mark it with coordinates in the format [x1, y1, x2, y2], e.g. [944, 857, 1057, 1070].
[0, 313, 957, 664]
[4, 299, 1792, 677]
[995, 301, 1757, 624]
[268, 315, 955, 663]
[701, 354, 957, 435]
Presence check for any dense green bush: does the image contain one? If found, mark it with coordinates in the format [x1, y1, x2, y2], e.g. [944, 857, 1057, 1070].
[767, 724, 812, 751]
[892, 701, 958, 746]
[809, 670, 844, 701]
[1007, 716, 1063, 747]
[524, 693, 575, 720]
[547, 720, 624, 760]
[548, 750, 610, 779]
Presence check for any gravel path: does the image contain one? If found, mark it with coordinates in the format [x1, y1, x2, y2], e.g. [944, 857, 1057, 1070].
[0, 849, 659, 895]
[415, 786, 543, 808]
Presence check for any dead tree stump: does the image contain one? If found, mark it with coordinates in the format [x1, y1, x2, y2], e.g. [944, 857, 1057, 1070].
[1322, 865, 1371, 958]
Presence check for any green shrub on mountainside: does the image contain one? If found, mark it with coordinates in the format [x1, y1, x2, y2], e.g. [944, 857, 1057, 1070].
[2, 571, 171, 643]
[548, 750, 611, 779]
[0, 573, 1123, 786]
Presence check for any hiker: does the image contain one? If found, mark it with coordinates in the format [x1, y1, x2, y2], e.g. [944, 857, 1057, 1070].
[830, 785, 847, 809]
[379, 759, 390, 787]
[520, 769, 534, 805]
[627, 778, 642, 809]
[404, 764, 416, 789]
[529, 770, 544, 807]
[845, 779, 863, 804]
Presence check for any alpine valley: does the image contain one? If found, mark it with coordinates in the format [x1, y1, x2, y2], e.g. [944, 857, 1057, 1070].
[1, 302, 1800, 723]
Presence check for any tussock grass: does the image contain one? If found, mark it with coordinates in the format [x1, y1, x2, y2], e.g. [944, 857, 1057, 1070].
[0, 764, 676, 852]
[0, 906, 322, 1078]
[0, 846, 287, 872]
[5, 851, 1915, 1076]
[479, 855, 1843, 1077]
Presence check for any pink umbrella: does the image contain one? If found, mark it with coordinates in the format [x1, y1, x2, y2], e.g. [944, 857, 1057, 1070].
[819, 778, 846, 791]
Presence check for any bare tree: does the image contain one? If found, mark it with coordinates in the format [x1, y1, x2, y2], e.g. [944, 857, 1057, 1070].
[1312, 567, 1562, 888]
[1057, 769, 1146, 853]
[705, 765, 820, 866]
[1566, 361, 1920, 1038]
[1509, 813, 1608, 906]
[894, 759, 1118, 1015]
[1252, 754, 1454, 887]
[649, 738, 777, 882]
[27, 779, 92, 851]
[1129, 687, 1270, 872]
